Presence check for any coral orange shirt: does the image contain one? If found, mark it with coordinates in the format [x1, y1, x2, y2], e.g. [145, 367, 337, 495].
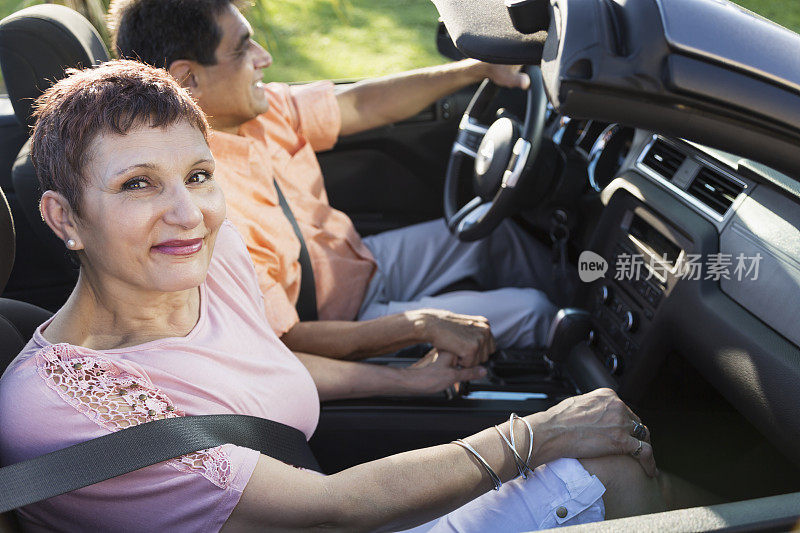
[210, 82, 376, 336]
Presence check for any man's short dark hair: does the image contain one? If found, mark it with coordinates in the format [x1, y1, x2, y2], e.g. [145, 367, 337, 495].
[108, 0, 243, 69]
[31, 60, 209, 214]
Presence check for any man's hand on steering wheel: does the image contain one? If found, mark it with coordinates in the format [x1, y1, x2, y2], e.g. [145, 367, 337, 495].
[476, 62, 531, 90]
[444, 64, 550, 242]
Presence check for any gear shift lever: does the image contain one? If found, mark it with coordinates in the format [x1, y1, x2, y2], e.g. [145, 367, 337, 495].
[546, 308, 591, 364]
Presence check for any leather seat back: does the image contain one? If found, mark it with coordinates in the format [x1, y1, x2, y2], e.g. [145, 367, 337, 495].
[0, 5, 109, 310]
[0, 4, 109, 129]
[0, 184, 13, 293]
[0, 186, 49, 532]
[0, 187, 51, 374]
[7, 140, 78, 310]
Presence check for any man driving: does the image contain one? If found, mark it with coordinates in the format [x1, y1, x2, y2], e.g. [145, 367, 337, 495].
[109, 0, 559, 366]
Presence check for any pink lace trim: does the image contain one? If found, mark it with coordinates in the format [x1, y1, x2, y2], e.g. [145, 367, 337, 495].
[35, 343, 232, 489]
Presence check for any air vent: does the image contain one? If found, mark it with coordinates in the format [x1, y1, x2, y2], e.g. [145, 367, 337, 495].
[642, 139, 686, 180]
[687, 167, 745, 215]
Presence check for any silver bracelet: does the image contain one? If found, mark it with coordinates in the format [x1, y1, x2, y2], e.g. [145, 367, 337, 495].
[453, 439, 502, 491]
[493, 425, 530, 479]
[510, 413, 534, 474]
[494, 413, 535, 479]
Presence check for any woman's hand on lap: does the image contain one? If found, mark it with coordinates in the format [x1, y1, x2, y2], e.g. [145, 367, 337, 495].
[526, 388, 658, 477]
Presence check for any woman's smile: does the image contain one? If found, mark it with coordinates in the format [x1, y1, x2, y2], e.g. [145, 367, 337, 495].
[152, 237, 204, 256]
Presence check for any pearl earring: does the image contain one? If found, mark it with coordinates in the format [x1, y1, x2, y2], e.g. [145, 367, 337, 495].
[66, 239, 76, 249]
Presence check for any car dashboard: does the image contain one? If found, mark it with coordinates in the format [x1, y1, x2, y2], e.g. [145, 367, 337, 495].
[544, 111, 800, 472]
[424, 1, 800, 494]
[313, 104, 800, 498]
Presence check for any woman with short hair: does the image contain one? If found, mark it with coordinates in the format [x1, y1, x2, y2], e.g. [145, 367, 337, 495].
[0, 60, 671, 532]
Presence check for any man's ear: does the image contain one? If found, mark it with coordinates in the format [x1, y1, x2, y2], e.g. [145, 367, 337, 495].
[168, 60, 202, 99]
[40, 190, 82, 250]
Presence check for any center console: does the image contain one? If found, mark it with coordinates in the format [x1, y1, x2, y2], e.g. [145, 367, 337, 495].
[314, 188, 696, 472]
[580, 204, 692, 388]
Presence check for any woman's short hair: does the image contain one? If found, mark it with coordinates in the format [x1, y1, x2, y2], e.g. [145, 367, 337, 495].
[30, 59, 209, 214]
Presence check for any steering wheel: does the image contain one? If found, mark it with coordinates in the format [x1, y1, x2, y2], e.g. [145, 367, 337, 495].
[444, 65, 548, 241]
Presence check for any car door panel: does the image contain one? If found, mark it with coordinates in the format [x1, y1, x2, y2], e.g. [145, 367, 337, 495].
[319, 86, 476, 236]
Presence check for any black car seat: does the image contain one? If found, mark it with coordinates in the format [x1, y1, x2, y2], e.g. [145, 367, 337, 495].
[0, 5, 109, 311]
[0, 101, 27, 240]
[0, 186, 51, 532]
[0, 186, 52, 372]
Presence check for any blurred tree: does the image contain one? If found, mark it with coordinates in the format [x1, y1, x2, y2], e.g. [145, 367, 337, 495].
[48, 0, 110, 47]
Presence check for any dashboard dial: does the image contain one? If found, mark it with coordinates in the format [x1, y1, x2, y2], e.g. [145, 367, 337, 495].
[587, 124, 635, 191]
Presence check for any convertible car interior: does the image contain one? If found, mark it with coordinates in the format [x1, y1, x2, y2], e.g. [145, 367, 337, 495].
[1, 0, 800, 530]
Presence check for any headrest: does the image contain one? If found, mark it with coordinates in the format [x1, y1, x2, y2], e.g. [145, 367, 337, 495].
[0, 4, 110, 129]
[0, 187, 14, 294]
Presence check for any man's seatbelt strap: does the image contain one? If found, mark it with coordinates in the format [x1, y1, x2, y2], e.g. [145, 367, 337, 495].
[0, 414, 320, 513]
[274, 179, 318, 321]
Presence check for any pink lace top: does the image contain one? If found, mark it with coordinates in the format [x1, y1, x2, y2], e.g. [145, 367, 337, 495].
[0, 221, 320, 532]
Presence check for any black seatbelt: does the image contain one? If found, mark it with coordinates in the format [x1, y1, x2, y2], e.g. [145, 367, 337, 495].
[274, 179, 318, 321]
[0, 414, 320, 513]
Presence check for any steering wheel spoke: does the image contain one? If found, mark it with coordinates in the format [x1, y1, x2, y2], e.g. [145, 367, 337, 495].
[453, 138, 478, 159]
[455, 200, 493, 235]
[455, 117, 490, 157]
[447, 196, 487, 232]
[500, 138, 533, 189]
[444, 66, 547, 241]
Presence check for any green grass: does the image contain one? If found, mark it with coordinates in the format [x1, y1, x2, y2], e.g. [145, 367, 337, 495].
[0, 0, 799, 85]
[732, 0, 800, 31]
[250, 0, 445, 83]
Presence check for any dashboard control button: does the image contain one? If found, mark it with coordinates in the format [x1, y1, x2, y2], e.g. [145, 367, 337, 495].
[598, 285, 611, 305]
[635, 279, 651, 300]
[605, 353, 620, 374]
[645, 286, 662, 307]
[623, 310, 637, 332]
